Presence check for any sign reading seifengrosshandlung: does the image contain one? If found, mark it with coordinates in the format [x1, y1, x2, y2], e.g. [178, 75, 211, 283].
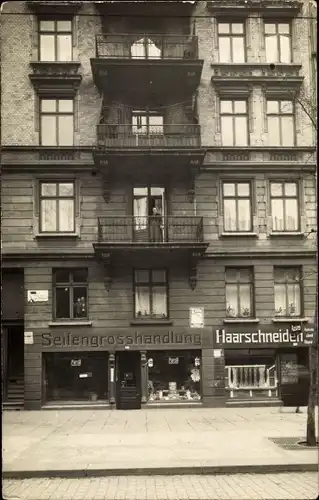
[215, 327, 315, 347]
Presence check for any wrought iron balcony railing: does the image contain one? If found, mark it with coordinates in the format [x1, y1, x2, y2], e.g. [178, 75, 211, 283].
[95, 34, 199, 60]
[97, 216, 204, 243]
[97, 124, 201, 148]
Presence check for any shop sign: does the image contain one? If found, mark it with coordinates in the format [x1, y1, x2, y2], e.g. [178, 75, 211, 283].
[215, 326, 315, 347]
[70, 359, 81, 367]
[190, 307, 204, 328]
[168, 357, 179, 364]
[24, 331, 34, 345]
[27, 290, 49, 303]
[42, 330, 202, 348]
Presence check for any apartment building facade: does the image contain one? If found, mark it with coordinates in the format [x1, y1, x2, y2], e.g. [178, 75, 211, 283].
[1, 0, 316, 410]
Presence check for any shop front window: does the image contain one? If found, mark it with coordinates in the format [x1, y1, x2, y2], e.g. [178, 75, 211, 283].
[224, 349, 277, 398]
[147, 351, 201, 402]
[44, 352, 109, 402]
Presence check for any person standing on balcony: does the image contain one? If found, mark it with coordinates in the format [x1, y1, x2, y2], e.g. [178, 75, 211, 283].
[150, 207, 163, 242]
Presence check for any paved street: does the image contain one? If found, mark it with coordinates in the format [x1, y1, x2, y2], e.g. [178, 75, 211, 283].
[2, 472, 318, 499]
[2, 407, 318, 477]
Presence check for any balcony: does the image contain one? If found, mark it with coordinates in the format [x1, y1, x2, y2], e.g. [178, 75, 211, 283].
[93, 216, 209, 291]
[97, 124, 201, 149]
[93, 124, 205, 202]
[97, 216, 204, 244]
[90, 34, 203, 104]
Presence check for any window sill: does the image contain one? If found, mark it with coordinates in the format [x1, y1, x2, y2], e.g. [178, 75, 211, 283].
[269, 232, 304, 237]
[130, 319, 173, 326]
[272, 317, 308, 323]
[49, 321, 92, 327]
[223, 318, 260, 324]
[220, 232, 257, 238]
[35, 233, 79, 239]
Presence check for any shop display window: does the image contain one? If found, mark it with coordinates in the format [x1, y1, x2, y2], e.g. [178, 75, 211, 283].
[44, 352, 109, 402]
[224, 349, 277, 392]
[147, 351, 201, 402]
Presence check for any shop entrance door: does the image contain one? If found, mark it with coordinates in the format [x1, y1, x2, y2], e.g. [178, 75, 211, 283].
[116, 351, 141, 410]
[3, 324, 24, 404]
[279, 349, 309, 407]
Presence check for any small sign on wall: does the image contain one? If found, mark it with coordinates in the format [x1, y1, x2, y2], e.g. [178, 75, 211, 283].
[190, 307, 204, 328]
[27, 290, 49, 303]
[213, 349, 223, 358]
[70, 359, 81, 367]
[24, 331, 34, 345]
[168, 357, 179, 365]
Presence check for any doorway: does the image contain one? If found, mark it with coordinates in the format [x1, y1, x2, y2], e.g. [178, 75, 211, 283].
[116, 351, 141, 410]
[278, 348, 309, 407]
[133, 186, 166, 242]
[2, 325, 24, 402]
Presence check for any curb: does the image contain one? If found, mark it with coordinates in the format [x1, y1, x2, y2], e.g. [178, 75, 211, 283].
[3, 463, 318, 479]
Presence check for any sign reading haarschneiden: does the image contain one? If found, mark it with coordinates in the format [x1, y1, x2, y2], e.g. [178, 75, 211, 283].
[215, 327, 315, 347]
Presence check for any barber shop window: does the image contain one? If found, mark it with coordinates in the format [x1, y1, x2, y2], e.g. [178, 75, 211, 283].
[134, 269, 168, 319]
[53, 269, 88, 320]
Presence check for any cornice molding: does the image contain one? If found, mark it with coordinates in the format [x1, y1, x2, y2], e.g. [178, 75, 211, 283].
[211, 63, 303, 93]
[26, 1, 82, 14]
[29, 62, 82, 95]
[206, 0, 302, 17]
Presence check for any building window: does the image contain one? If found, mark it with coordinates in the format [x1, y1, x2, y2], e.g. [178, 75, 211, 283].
[264, 22, 291, 64]
[134, 269, 168, 319]
[218, 22, 245, 63]
[54, 269, 88, 320]
[132, 111, 164, 135]
[131, 37, 161, 59]
[148, 351, 201, 402]
[267, 100, 295, 147]
[222, 181, 252, 232]
[270, 181, 299, 231]
[274, 267, 301, 317]
[40, 181, 75, 233]
[225, 268, 254, 318]
[44, 353, 109, 402]
[40, 99, 74, 146]
[220, 100, 248, 146]
[39, 19, 72, 62]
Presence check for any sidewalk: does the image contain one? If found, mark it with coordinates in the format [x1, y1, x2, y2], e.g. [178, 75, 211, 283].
[2, 407, 318, 479]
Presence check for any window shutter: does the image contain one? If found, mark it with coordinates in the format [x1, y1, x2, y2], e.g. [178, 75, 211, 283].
[72, 16, 78, 48]
[215, 95, 221, 133]
[299, 177, 306, 233]
[291, 19, 299, 61]
[34, 178, 40, 217]
[74, 94, 79, 132]
[33, 178, 40, 237]
[34, 94, 40, 132]
[260, 18, 265, 50]
[75, 179, 81, 217]
[248, 93, 253, 135]
[246, 18, 252, 51]
[31, 15, 39, 55]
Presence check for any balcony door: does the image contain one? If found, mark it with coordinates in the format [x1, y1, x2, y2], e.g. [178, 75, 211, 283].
[132, 111, 164, 146]
[133, 187, 166, 242]
[131, 37, 161, 59]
